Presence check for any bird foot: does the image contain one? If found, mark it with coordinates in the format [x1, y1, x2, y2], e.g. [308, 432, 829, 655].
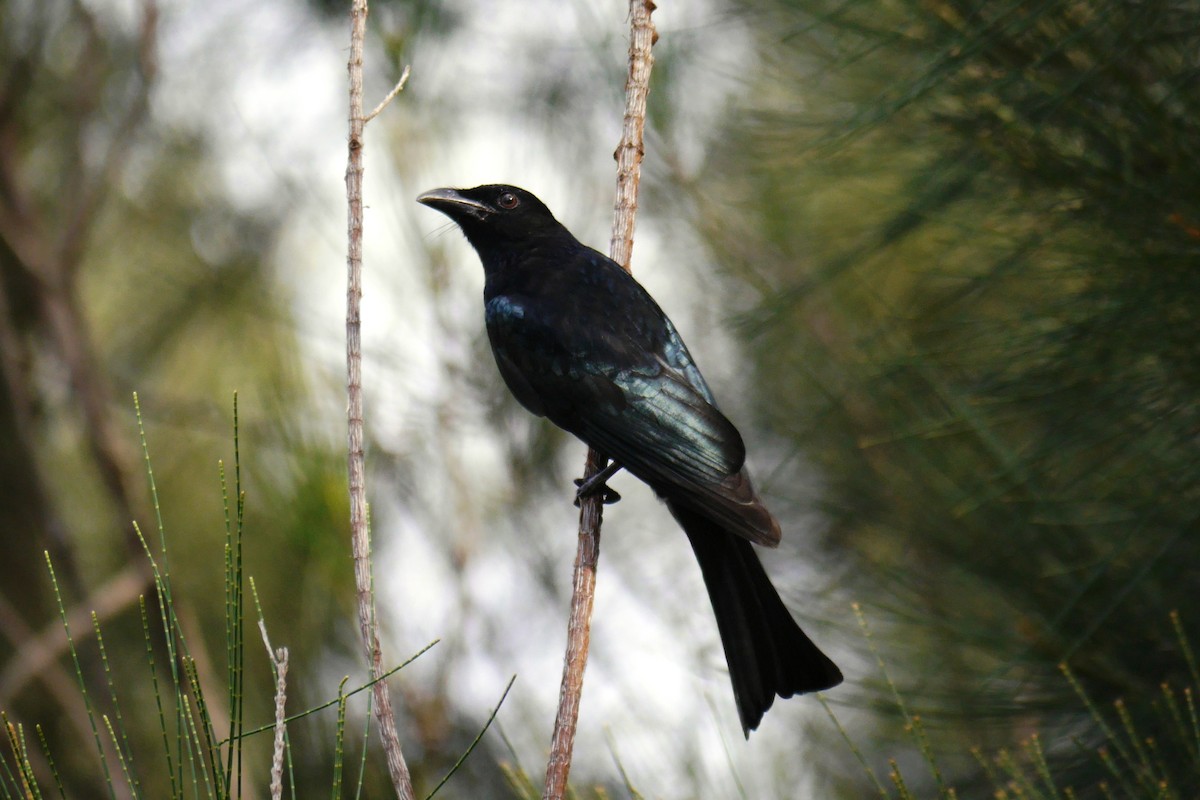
[573, 461, 624, 506]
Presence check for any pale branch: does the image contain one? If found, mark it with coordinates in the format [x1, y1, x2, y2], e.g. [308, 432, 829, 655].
[365, 65, 412, 124]
[345, 1, 414, 798]
[257, 619, 289, 800]
[609, 0, 658, 271]
[543, 448, 607, 800]
[542, 2, 657, 799]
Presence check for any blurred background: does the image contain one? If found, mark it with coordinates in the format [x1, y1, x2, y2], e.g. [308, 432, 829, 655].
[2, 0, 1198, 797]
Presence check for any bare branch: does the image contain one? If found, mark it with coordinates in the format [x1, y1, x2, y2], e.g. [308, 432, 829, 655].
[0, 565, 148, 704]
[542, 3, 657, 798]
[365, 65, 411, 125]
[542, 450, 606, 800]
[258, 619, 289, 800]
[345, 1, 415, 797]
[59, 0, 159, 282]
[609, 0, 658, 272]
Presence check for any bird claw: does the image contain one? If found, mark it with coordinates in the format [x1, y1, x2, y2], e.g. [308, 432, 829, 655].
[573, 476, 622, 506]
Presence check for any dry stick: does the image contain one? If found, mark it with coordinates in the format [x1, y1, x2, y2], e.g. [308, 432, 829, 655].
[609, 0, 658, 271]
[542, 3, 657, 799]
[345, 2, 414, 799]
[257, 619, 289, 800]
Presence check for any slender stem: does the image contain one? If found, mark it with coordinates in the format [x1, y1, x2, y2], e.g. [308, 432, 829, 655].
[609, 1, 658, 273]
[542, 3, 657, 798]
[257, 619, 288, 800]
[345, 2, 414, 797]
[543, 448, 606, 800]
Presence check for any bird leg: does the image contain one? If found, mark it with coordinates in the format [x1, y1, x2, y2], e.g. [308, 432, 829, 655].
[573, 460, 623, 506]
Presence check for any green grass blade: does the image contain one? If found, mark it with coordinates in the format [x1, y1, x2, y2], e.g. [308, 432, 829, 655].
[92, 613, 140, 799]
[425, 674, 517, 800]
[34, 725, 67, 800]
[139, 595, 179, 798]
[179, 693, 215, 800]
[44, 554, 117, 800]
[227, 640, 438, 744]
[2, 714, 37, 799]
[182, 658, 224, 797]
[331, 678, 350, 800]
[102, 715, 138, 800]
[1171, 611, 1200, 698]
[819, 692, 889, 798]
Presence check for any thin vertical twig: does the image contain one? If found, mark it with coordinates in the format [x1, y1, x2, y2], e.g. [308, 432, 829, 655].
[542, 3, 657, 798]
[609, 0, 658, 271]
[257, 619, 288, 800]
[345, 1, 413, 798]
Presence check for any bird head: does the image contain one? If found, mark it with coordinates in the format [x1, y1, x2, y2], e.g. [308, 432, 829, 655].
[417, 184, 565, 255]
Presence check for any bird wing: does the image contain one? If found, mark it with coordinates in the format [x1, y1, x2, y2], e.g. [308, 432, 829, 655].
[488, 296, 741, 479]
[570, 357, 782, 547]
[576, 350, 744, 485]
[485, 250, 781, 546]
[487, 282, 743, 480]
[490, 291, 779, 546]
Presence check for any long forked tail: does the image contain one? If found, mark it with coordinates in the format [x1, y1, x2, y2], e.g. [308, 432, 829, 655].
[668, 502, 843, 736]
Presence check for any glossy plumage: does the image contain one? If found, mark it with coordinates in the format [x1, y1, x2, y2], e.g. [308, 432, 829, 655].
[417, 184, 842, 735]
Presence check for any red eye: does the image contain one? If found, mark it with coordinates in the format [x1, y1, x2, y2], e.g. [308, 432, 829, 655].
[497, 192, 519, 209]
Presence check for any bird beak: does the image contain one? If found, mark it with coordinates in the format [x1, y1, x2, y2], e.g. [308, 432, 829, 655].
[416, 188, 492, 220]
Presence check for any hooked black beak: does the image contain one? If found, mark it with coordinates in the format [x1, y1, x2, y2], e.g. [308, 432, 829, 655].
[416, 188, 493, 220]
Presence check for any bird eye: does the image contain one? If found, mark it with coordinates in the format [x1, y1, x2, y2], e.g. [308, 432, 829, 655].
[497, 192, 520, 210]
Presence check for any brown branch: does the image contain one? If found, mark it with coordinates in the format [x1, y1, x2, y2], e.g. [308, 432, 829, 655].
[0, 584, 136, 800]
[542, 3, 657, 798]
[0, 264, 83, 599]
[45, 3, 160, 514]
[0, 564, 149, 704]
[40, 287, 148, 563]
[609, 0, 658, 272]
[59, 0, 159, 282]
[0, 0, 161, 572]
[345, 2, 414, 797]
[542, 449, 607, 800]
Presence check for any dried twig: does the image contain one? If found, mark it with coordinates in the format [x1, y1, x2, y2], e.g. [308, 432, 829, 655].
[366, 65, 411, 124]
[542, 3, 657, 798]
[345, 1, 414, 798]
[609, 0, 658, 271]
[257, 619, 289, 800]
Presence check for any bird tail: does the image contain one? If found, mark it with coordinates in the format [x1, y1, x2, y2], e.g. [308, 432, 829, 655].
[667, 502, 843, 737]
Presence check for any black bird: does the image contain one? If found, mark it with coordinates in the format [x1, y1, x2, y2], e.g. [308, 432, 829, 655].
[417, 184, 842, 735]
